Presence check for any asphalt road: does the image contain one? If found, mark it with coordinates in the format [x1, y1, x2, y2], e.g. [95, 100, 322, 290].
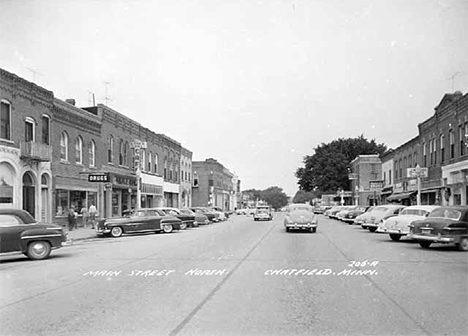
[1, 213, 467, 336]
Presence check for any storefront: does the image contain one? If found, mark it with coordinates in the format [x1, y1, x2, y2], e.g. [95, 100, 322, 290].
[141, 173, 163, 208]
[103, 173, 137, 218]
[442, 161, 468, 205]
[163, 182, 179, 207]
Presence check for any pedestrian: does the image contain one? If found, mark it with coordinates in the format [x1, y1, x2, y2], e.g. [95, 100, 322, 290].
[68, 206, 77, 231]
[89, 203, 97, 229]
[81, 205, 89, 228]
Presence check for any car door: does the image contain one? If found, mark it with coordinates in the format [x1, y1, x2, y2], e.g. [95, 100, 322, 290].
[127, 210, 148, 232]
[0, 214, 26, 253]
[145, 210, 162, 231]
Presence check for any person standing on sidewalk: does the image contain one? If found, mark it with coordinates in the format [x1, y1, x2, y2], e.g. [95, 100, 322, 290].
[81, 204, 89, 228]
[68, 207, 77, 231]
[89, 203, 97, 229]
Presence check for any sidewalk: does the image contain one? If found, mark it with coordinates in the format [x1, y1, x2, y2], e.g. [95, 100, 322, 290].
[62, 226, 100, 242]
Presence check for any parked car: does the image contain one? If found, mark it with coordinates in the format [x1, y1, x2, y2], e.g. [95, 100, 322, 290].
[353, 207, 377, 226]
[342, 206, 372, 224]
[96, 208, 182, 237]
[155, 207, 193, 229]
[210, 206, 230, 219]
[284, 203, 318, 233]
[235, 208, 247, 215]
[189, 207, 216, 223]
[336, 206, 359, 221]
[328, 206, 345, 219]
[408, 206, 468, 251]
[378, 205, 440, 241]
[254, 208, 272, 221]
[245, 207, 256, 216]
[207, 207, 227, 221]
[363, 205, 406, 232]
[0, 209, 68, 260]
[179, 208, 210, 226]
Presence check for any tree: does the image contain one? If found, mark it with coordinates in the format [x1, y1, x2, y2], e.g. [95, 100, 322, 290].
[292, 190, 319, 204]
[260, 186, 289, 210]
[295, 135, 387, 193]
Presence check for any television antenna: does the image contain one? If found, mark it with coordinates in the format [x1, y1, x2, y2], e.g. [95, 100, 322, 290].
[103, 81, 113, 105]
[87, 90, 96, 106]
[446, 72, 461, 92]
[25, 67, 43, 82]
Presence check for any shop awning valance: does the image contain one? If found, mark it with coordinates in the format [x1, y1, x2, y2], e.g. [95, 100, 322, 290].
[386, 191, 416, 201]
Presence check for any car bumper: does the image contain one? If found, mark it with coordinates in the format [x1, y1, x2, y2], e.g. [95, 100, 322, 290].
[61, 239, 73, 246]
[387, 228, 409, 235]
[365, 223, 379, 228]
[285, 223, 317, 229]
[408, 234, 455, 243]
[96, 227, 111, 234]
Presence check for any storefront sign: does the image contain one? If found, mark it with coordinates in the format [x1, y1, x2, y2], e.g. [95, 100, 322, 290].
[112, 174, 137, 187]
[369, 181, 384, 190]
[88, 174, 109, 182]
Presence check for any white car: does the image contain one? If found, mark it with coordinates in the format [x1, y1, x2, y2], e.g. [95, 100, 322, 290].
[378, 205, 440, 241]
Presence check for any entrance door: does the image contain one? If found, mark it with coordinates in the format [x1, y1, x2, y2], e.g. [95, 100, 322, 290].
[22, 172, 35, 218]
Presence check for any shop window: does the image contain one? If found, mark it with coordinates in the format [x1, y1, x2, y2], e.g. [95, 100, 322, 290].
[42, 115, 50, 145]
[89, 140, 95, 167]
[60, 132, 69, 161]
[25, 117, 35, 142]
[0, 100, 11, 140]
[56, 190, 69, 215]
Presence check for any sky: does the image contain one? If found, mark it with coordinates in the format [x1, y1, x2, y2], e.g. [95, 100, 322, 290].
[1, 0, 467, 196]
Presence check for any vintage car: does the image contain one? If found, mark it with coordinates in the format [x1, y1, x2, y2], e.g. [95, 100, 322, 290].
[210, 206, 230, 219]
[0, 209, 68, 260]
[284, 203, 318, 233]
[342, 206, 372, 224]
[96, 208, 183, 237]
[362, 205, 406, 232]
[378, 205, 440, 241]
[254, 208, 272, 221]
[189, 207, 216, 223]
[328, 206, 345, 219]
[179, 208, 210, 226]
[207, 207, 227, 221]
[354, 207, 377, 226]
[155, 207, 193, 228]
[336, 206, 359, 221]
[408, 206, 468, 251]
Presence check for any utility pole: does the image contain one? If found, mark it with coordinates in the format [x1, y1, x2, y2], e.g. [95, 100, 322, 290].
[25, 67, 43, 82]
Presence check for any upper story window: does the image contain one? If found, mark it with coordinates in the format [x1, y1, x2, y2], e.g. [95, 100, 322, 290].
[89, 140, 95, 167]
[429, 139, 434, 165]
[107, 136, 114, 163]
[124, 142, 129, 166]
[169, 164, 173, 181]
[154, 154, 158, 174]
[140, 149, 146, 172]
[148, 152, 152, 172]
[119, 140, 124, 166]
[422, 142, 427, 166]
[459, 125, 466, 157]
[75, 136, 83, 164]
[60, 132, 69, 161]
[440, 134, 445, 163]
[414, 152, 418, 167]
[399, 158, 402, 179]
[164, 160, 167, 179]
[0, 100, 11, 141]
[24, 117, 35, 142]
[449, 130, 455, 159]
[42, 115, 50, 145]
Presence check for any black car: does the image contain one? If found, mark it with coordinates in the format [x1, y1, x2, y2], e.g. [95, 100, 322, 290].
[155, 207, 194, 228]
[0, 209, 68, 260]
[189, 207, 216, 223]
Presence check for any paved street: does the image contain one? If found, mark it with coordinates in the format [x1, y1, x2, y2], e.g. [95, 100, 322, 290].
[1, 214, 467, 336]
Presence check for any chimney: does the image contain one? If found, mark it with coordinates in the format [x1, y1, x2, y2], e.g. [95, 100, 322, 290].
[65, 99, 76, 106]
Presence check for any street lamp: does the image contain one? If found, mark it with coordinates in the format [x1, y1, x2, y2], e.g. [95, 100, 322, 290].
[339, 188, 345, 206]
[415, 164, 422, 206]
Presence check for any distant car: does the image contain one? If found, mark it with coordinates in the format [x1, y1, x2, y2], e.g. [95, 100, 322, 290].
[0, 209, 68, 260]
[207, 207, 227, 221]
[408, 206, 468, 251]
[254, 208, 272, 221]
[353, 207, 377, 226]
[179, 208, 209, 226]
[155, 207, 192, 229]
[362, 205, 406, 232]
[245, 208, 256, 216]
[284, 203, 318, 233]
[96, 208, 182, 237]
[327, 206, 344, 219]
[235, 208, 247, 215]
[189, 207, 216, 223]
[336, 206, 359, 221]
[378, 205, 440, 241]
[342, 206, 372, 224]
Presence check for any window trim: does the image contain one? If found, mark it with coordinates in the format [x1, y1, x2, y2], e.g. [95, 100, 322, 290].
[89, 140, 96, 167]
[75, 136, 83, 164]
[41, 114, 51, 145]
[0, 99, 12, 141]
[60, 131, 69, 162]
[25, 117, 35, 143]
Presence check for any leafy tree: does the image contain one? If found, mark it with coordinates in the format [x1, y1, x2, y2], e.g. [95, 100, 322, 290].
[292, 190, 319, 204]
[295, 135, 387, 193]
[260, 186, 288, 210]
[242, 189, 263, 201]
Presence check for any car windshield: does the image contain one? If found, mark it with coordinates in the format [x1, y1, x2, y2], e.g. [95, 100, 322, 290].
[428, 209, 462, 220]
[257, 210, 269, 213]
[154, 209, 166, 216]
[290, 206, 312, 212]
[180, 209, 193, 215]
[400, 209, 428, 216]
[373, 207, 388, 212]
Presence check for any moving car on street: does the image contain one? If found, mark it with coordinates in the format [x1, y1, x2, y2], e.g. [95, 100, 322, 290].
[0, 209, 68, 260]
[408, 206, 468, 251]
[362, 205, 406, 232]
[378, 205, 440, 241]
[254, 208, 272, 221]
[284, 203, 318, 233]
[96, 208, 182, 237]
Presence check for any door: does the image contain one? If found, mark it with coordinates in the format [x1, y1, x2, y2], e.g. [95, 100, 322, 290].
[22, 173, 35, 219]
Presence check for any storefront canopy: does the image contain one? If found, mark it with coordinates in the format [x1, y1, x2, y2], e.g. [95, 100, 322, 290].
[386, 191, 416, 201]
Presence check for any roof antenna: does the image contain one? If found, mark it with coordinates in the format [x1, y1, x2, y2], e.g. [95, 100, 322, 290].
[447, 72, 460, 92]
[25, 67, 43, 82]
[103, 81, 113, 105]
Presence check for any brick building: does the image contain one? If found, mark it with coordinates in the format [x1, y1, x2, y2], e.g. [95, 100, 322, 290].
[159, 134, 181, 207]
[349, 154, 382, 206]
[179, 146, 193, 207]
[0, 68, 54, 221]
[192, 158, 235, 210]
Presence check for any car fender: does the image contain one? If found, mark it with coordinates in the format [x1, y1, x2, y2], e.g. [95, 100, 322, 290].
[19, 228, 65, 252]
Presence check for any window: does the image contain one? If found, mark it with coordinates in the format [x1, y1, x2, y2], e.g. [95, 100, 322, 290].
[124, 142, 129, 166]
[181, 170, 184, 182]
[422, 142, 427, 166]
[60, 132, 68, 161]
[119, 140, 124, 166]
[185, 171, 188, 181]
[429, 140, 433, 165]
[440, 134, 445, 163]
[459, 125, 465, 156]
[154, 154, 158, 174]
[433, 138, 437, 164]
[75, 136, 83, 164]
[169, 165, 172, 180]
[89, 140, 95, 167]
[42, 115, 50, 145]
[141, 149, 146, 171]
[389, 170, 392, 185]
[449, 130, 455, 159]
[0, 100, 11, 140]
[399, 158, 402, 179]
[148, 152, 152, 172]
[25, 117, 35, 142]
[164, 161, 167, 179]
[107, 136, 114, 163]
[414, 152, 418, 167]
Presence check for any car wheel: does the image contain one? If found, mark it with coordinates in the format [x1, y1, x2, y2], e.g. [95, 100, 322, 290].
[110, 227, 123, 238]
[458, 237, 468, 251]
[311, 228, 317, 233]
[389, 234, 402, 241]
[419, 241, 431, 249]
[180, 223, 187, 230]
[26, 241, 51, 260]
[369, 227, 377, 233]
[285, 227, 290, 232]
[163, 224, 173, 233]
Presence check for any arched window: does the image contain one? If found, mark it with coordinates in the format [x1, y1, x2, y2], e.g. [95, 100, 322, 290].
[1, 99, 12, 140]
[25, 117, 35, 142]
[107, 136, 114, 163]
[119, 139, 124, 166]
[41, 115, 50, 145]
[154, 154, 158, 174]
[148, 151, 152, 172]
[75, 136, 83, 164]
[440, 134, 445, 163]
[164, 160, 167, 179]
[60, 132, 68, 161]
[124, 142, 129, 166]
[140, 149, 146, 171]
[89, 140, 95, 167]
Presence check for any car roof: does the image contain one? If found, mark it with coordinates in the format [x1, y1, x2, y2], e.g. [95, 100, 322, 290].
[0, 209, 36, 224]
[402, 205, 440, 211]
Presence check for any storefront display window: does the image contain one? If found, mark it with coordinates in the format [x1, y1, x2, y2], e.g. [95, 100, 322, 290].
[56, 190, 69, 215]
[56, 190, 98, 216]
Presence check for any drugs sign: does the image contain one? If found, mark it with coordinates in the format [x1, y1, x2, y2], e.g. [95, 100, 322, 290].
[369, 181, 384, 191]
[88, 174, 109, 182]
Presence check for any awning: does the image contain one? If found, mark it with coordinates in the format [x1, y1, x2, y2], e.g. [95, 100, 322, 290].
[421, 188, 441, 194]
[386, 191, 416, 201]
